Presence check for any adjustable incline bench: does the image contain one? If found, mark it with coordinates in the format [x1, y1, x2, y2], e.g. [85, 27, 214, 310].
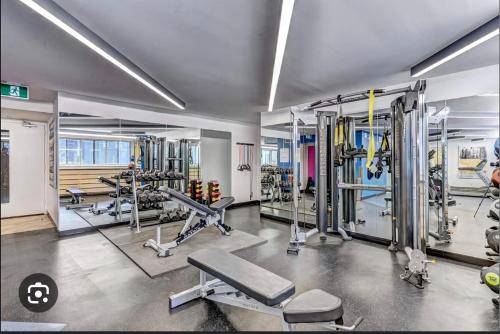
[170, 247, 363, 331]
[144, 188, 234, 257]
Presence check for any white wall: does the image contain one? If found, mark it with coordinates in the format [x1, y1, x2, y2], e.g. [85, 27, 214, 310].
[200, 136, 231, 197]
[447, 138, 497, 189]
[261, 128, 290, 140]
[58, 93, 261, 203]
[156, 128, 201, 140]
[0, 119, 47, 218]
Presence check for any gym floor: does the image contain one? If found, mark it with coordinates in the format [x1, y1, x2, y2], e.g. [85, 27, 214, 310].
[1, 206, 498, 331]
[261, 193, 497, 262]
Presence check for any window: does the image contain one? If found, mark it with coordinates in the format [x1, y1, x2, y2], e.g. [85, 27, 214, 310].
[106, 141, 118, 164]
[65, 139, 81, 165]
[261, 148, 278, 165]
[118, 141, 131, 165]
[81, 140, 93, 165]
[59, 138, 67, 165]
[95, 140, 106, 165]
[59, 137, 133, 166]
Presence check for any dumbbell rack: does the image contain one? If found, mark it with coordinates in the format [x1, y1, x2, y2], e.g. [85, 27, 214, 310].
[114, 169, 187, 233]
[260, 166, 294, 206]
[113, 170, 142, 232]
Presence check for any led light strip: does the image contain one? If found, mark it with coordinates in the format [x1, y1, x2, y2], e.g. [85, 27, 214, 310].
[411, 16, 499, 77]
[267, 0, 295, 112]
[18, 0, 185, 110]
[59, 131, 137, 140]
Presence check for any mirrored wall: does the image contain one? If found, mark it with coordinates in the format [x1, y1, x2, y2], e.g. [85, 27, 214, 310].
[57, 112, 233, 234]
[260, 91, 499, 264]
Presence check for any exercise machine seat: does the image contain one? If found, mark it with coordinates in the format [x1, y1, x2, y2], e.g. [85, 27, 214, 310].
[188, 247, 295, 306]
[283, 289, 343, 324]
[209, 197, 235, 212]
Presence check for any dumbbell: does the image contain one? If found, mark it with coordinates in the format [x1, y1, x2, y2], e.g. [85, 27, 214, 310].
[159, 213, 170, 224]
[154, 192, 164, 202]
[485, 227, 499, 254]
[178, 210, 189, 220]
[164, 211, 177, 222]
[137, 193, 148, 203]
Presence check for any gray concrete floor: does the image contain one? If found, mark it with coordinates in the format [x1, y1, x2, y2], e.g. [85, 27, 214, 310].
[262, 193, 497, 261]
[1, 206, 498, 331]
[428, 196, 498, 260]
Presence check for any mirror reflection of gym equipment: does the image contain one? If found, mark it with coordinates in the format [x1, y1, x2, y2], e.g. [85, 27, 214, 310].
[57, 113, 207, 233]
[260, 85, 500, 277]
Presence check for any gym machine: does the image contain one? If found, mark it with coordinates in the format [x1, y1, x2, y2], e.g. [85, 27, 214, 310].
[427, 106, 458, 242]
[287, 81, 433, 288]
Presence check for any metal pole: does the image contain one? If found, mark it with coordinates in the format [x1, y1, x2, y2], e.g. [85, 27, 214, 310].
[329, 113, 338, 232]
[306, 86, 412, 110]
[292, 111, 300, 240]
[440, 116, 449, 236]
[389, 101, 398, 250]
[346, 118, 356, 223]
[417, 88, 428, 252]
[316, 111, 328, 239]
[131, 171, 140, 233]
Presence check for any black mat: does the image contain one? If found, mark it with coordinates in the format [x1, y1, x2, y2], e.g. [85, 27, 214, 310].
[99, 221, 267, 278]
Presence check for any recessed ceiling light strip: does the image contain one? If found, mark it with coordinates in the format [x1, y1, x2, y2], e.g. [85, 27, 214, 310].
[18, 0, 185, 109]
[411, 16, 499, 77]
[268, 0, 295, 112]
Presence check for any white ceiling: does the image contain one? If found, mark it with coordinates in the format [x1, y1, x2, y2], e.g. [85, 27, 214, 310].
[1, 0, 498, 124]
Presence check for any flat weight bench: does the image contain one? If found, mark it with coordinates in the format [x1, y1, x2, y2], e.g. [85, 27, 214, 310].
[144, 188, 234, 257]
[170, 248, 363, 331]
[381, 196, 391, 216]
[65, 187, 93, 210]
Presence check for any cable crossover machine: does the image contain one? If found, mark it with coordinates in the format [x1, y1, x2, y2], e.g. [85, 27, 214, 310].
[287, 80, 434, 289]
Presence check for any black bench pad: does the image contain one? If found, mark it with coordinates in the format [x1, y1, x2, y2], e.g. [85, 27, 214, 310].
[66, 187, 86, 196]
[166, 188, 216, 216]
[209, 197, 235, 211]
[283, 289, 343, 323]
[188, 248, 295, 306]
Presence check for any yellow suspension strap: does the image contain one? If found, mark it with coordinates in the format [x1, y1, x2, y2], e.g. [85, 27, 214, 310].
[134, 141, 141, 166]
[334, 116, 346, 166]
[381, 129, 390, 152]
[365, 89, 376, 174]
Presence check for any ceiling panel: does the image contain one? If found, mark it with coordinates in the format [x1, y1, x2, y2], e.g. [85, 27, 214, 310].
[1, 0, 498, 124]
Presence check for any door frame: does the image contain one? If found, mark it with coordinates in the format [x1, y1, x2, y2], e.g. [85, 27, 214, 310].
[1, 118, 47, 218]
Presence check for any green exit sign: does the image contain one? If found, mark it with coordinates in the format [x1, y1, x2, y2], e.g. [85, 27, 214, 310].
[1, 83, 29, 99]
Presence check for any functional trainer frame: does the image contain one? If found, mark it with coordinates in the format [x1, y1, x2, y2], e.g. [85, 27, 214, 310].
[286, 81, 433, 287]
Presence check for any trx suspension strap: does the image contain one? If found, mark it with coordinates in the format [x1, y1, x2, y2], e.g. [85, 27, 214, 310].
[365, 89, 376, 175]
[334, 101, 346, 167]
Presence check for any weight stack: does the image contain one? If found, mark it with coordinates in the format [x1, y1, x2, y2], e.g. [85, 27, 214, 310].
[208, 180, 221, 205]
[190, 179, 203, 203]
